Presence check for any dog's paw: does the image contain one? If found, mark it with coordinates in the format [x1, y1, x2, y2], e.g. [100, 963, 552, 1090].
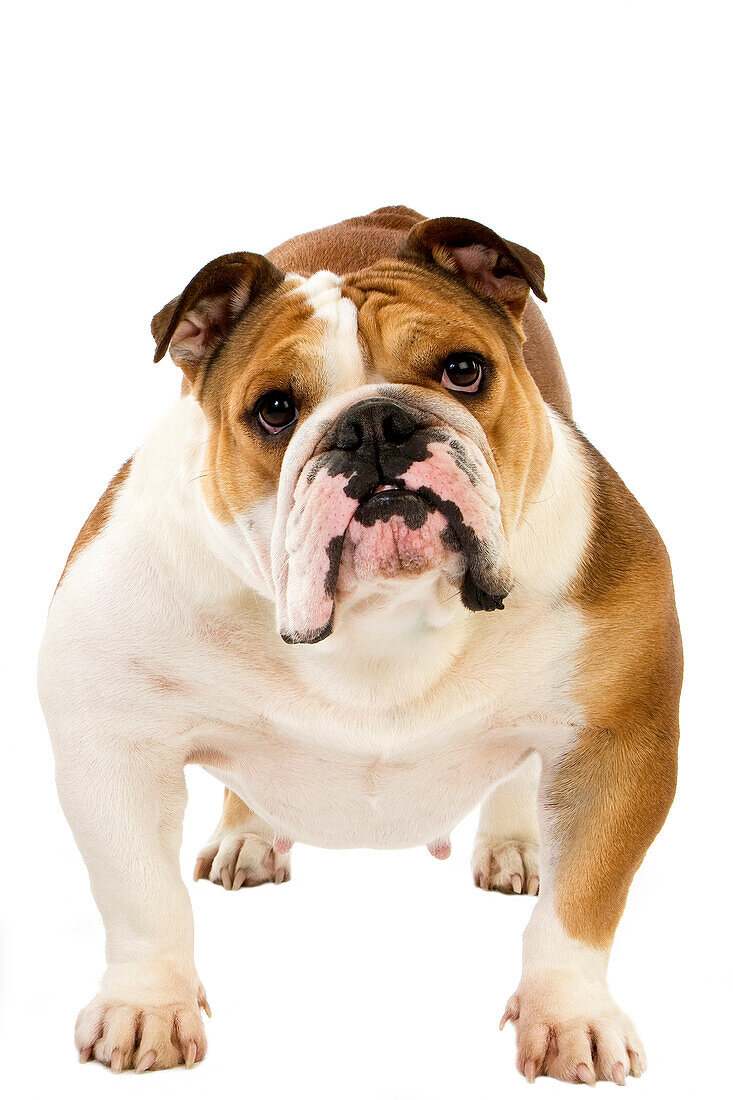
[500, 975, 646, 1085]
[472, 837, 539, 895]
[194, 829, 291, 890]
[75, 987, 209, 1073]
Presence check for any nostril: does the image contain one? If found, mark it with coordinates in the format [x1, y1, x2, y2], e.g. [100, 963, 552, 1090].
[382, 409, 415, 445]
[336, 418, 363, 451]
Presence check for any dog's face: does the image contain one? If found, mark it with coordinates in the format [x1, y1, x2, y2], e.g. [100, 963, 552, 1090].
[152, 219, 553, 643]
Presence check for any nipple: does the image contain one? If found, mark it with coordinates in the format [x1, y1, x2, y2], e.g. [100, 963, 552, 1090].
[427, 837, 451, 860]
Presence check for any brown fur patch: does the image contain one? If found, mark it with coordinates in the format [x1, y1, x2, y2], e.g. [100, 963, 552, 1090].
[267, 206, 426, 276]
[546, 721, 678, 950]
[572, 437, 683, 729]
[57, 457, 133, 589]
[547, 432, 682, 949]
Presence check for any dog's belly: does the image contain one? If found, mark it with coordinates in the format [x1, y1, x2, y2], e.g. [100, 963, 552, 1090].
[205, 718, 525, 849]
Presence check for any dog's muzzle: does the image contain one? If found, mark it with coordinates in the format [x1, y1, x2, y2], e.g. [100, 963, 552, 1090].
[272, 398, 509, 644]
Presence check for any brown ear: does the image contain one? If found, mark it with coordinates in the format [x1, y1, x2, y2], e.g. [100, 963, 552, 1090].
[398, 217, 547, 322]
[151, 252, 284, 383]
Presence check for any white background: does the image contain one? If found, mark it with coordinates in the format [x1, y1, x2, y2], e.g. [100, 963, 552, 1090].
[2, 1, 731, 1096]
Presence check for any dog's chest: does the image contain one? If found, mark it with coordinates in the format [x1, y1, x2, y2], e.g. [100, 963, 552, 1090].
[192, 603, 584, 849]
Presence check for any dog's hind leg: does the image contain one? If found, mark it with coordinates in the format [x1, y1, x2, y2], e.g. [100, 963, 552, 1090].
[472, 754, 540, 895]
[194, 787, 291, 890]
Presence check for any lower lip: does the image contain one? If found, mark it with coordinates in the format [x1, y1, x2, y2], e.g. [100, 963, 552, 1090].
[364, 488, 419, 505]
[354, 488, 427, 523]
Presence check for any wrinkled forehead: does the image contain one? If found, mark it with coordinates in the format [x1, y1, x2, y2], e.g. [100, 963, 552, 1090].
[203, 261, 512, 415]
[344, 261, 516, 375]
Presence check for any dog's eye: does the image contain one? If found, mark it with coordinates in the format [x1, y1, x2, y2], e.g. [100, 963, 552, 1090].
[440, 354, 484, 393]
[255, 391, 299, 434]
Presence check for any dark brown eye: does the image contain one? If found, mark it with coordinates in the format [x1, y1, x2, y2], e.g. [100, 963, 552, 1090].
[255, 391, 299, 434]
[440, 354, 484, 393]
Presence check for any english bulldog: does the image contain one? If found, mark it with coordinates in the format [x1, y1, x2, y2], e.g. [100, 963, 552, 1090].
[38, 206, 681, 1082]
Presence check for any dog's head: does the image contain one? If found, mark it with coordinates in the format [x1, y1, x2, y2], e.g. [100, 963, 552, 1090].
[152, 218, 553, 643]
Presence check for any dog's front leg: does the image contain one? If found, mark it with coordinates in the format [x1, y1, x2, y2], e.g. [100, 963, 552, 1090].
[54, 734, 207, 1073]
[503, 722, 677, 1084]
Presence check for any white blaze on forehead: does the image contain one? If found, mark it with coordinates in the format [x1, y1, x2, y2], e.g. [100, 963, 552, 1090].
[287, 269, 364, 391]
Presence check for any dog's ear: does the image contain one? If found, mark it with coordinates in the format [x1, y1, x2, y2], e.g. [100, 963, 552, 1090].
[398, 217, 546, 322]
[151, 252, 284, 383]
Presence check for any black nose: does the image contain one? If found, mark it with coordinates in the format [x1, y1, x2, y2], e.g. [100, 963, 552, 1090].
[332, 399, 418, 453]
